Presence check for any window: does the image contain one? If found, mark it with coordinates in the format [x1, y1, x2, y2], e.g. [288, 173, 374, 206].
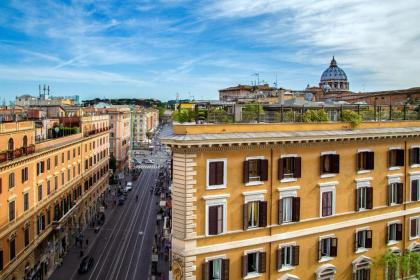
[202, 258, 229, 280]
[54, 176, 58, 190]
[387, 223, 402, 243]
[61, 152, 64, 163]
[78, 147, 80, 156]
[47, 180, 51, 195]
[318, 237, 338, 260]
[37, 214, 45, 234]
[316, 266, 336, 280]
[208, 205, 224, 235]
[38, 185, 42, 201]
[61, 172, 65, 185]
[321, 188, 335, 217]
[23, 193, 29, 211]
[0, 250, 3, 271]
[244, 201, 267, 230]
[73, 148, 76, 158]
[242, 251, 266, 277]
[410, 147, 420, 166]
[356, 186, 373, 211]
[207, 159, 226, 188]
[410, 217, 420, 239]
[36, 161, 45, 175]
[9, 237, 16, 261]
[353, 259, 371, 280]
[279, 196, 300, 224]
[320, 153, 339, 175]
[67, 169, 70, 181]
[85, 159, 88, 170]
[67, 150, 70, 160]
[243, 158, 268, 184]
[357, 151, 374, 171]
[8, 201, 15, 221]
[388, 149, 404, 168]
[9, 173, 15, 189]
[278, 156, 301, 180]
[21, 167, 29, 183]
[24, 227, 30, 247]
[411, 178, 420, 201]
[54, 155, 58, 167]
[388, 183, 403, 205]
[47, 158, 51, 170]
[277, 245, 299, 270]
[355, 230, 372, 251]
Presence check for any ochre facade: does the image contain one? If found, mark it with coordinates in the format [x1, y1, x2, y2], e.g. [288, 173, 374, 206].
[164, 121, 420, 280]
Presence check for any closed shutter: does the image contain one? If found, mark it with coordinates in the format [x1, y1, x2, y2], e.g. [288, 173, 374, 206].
[355, 231, 359, 252]
[387, 184, 392, 206]
[208, 206, 218, 235]
[396, 149, 405, 166]
[292, 197, 300, 222]
[202, 262, 209, 280]
[243, 203, 248, 230]
[332, 154, 340, 173]
[216, 162, 224, 185]
[355, 188, 360, 211]
[366, 230, 373, 248]
[330, 238, 338, 257]
[410, 148, 415, 165]
[21, 169, 24, 183]
[412, 180, 419, 201]
[0, 178, 2, 194]
[318, 240, 322, 260]
[278, 158, 285, 180]
[357, 152, 362, 171]
[221, 259, 229, 280]
[243, 161, 250, 183]
[259, 159, 268, 181]
[292, 246, 299, 266]
[397, 183, 404, 204]
[411, 219, 418, 238]
[277, 248, 282, 270]
[294, 157, 302, 178]
[367, 151, 374, 170]
[242, 255, 248, 278]
[278, 199, 283, 224]
[258, 201, 267, 227]
[258, 252, 266, 273]
[396, 223, 403, 241]
[320, 155, 326, 175]
[366, 187, 373, 209]
[209, 162, 216, 186]
[388, 150, 394, 167]
[0, 250, 3, 271]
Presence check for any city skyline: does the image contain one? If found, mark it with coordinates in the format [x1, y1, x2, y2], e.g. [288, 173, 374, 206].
[1, 0, 419, 101]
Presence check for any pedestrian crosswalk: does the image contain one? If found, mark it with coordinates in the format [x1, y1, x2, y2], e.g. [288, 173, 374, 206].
[136, 164, 160, 169]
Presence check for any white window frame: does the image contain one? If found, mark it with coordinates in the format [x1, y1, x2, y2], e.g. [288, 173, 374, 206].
[243, 248, 263, 279]
[410, 145, 420, 168]
[357, 149, 373, 174]
[245, 156, 265, 186]
[388, 147, 403, 171]
[410, 216, 420, 240]
[206, 158, 227, 190]
[318, 234, 336, 262]
[279, 189, 298, 224]
[355, 227, 370, 253]
[319, 182, 337, 218]
[204, 194, 229, 236]
[387, 221, 401, 245]
[356, 178, 371, 211]
[205, 254, 226, 280]
[278, 242, 297, 271]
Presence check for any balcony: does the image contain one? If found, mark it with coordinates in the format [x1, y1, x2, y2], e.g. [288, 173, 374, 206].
[0, 144, 36, 164]
[83, 127, 110, 137]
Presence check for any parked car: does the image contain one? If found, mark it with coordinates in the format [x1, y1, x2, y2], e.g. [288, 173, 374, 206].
[118, 196, 125, 205]
[78, 256, 94, 274]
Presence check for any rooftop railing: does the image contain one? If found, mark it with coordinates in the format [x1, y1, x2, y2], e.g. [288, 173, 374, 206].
[0, 144, 36, 163]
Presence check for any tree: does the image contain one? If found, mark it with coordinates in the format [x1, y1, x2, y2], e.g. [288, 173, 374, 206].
[373, 250, 420, 279]
[302, 109, 329, 123]
[146, 131, 153, 142]
[172, 109, 195, 123]
[341, 109, 362, 128]
[242, 104, 264, 122]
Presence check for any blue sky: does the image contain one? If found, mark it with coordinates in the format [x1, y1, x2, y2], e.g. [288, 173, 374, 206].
[0, 0, 419, 102]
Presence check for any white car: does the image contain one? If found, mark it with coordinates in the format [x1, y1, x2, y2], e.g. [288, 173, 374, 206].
[126, 182, 133, 191]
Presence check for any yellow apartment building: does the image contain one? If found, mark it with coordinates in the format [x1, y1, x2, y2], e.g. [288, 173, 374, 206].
[163, 121, 420, 280]
[0, 115, 110, 280]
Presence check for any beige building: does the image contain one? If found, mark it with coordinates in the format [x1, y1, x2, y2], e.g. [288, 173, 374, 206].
[131, 107, 159, 147]
[0, 116, 109, 279]
[163, 121, 420, 280]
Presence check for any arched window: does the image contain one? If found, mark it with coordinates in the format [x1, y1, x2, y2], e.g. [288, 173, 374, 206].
[8, 138, 14, 151]
[23, 135, 28, 148]
[352, 256, 372, 280]
[316, 264, 336, 280]
[409, 242, 420, 253]
[279, 273, 300, 280]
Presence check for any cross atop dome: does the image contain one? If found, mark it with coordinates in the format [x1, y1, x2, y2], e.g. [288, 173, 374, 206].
[330, 56, 337, 67]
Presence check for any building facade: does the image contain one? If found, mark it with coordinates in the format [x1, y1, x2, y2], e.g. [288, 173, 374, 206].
[163, 121, 420, 280]
[131, 107, 159, 147]
[0, 117, 109, 280]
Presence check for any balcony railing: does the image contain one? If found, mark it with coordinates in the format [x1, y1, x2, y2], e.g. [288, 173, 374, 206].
[0, 144, 36, 164]
[83, 127, 110, 137]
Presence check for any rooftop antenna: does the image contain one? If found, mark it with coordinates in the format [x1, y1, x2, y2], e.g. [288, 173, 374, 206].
[47, 85, 50, 96]
[252, 73, 260, 86]
[43, 84, 46, 96]
[39, 84, 41, 97]
[275, 73, 278, 88]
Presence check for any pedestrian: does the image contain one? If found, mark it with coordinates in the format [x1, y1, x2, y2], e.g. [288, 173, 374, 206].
[86, 238, 89, 247]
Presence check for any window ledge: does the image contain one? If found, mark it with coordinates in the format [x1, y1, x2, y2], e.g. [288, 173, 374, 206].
[319, 256, 334, 263]
[206, 185, 227, 190]
[280, 178, 297, 183]
[355, 248, 369, 254]
[245, 181, 264, 187]
[387, 241, 399, 246]
[411, 164, 420, 168]
[357, 170, 371, 174]
[389, 167, 401, 171]
[320, 173, 336, 178]
[409, 236, 420, 241]
[244, 273, 261, 279]
[278, 266, 295, 272]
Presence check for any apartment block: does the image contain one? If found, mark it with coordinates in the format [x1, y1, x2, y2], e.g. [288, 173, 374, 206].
[163, 121, 420, 280]
[131, 107, 159, 147]
[0, 116, 110, 280]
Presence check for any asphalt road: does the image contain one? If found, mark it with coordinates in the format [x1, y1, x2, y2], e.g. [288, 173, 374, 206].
[72, 169, 159, 280]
